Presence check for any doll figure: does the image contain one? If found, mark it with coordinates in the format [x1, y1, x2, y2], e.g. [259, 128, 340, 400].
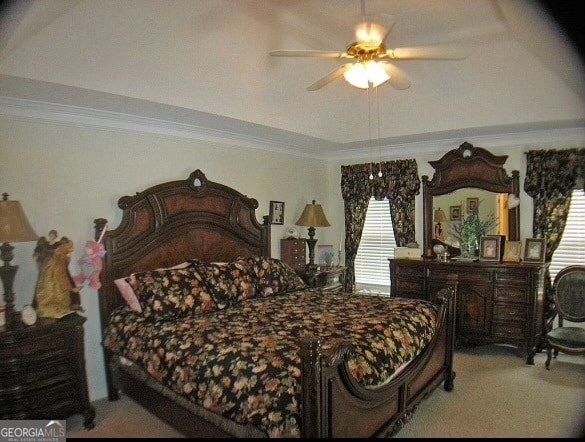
[35, 239, 83, 318]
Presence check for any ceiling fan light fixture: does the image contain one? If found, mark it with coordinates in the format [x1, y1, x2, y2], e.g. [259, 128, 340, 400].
[343, 63, 369, 89]
[365, 60, 390, 87]
[343, 61, 390, 89]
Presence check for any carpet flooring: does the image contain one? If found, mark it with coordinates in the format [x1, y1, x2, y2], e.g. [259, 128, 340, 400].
[66, 344, 585, 438]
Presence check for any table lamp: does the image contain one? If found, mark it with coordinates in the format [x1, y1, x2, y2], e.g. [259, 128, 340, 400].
[295, 200, 330, 272]
[434, 208, 447, 240]
[0, 193, 39, 328]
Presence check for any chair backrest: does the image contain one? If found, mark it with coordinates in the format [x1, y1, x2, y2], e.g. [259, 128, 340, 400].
[552, 265, 585, 323]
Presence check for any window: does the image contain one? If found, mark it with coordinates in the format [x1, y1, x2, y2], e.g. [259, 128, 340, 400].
[354, 197, 396, 295]
[549, 189, 585, 283]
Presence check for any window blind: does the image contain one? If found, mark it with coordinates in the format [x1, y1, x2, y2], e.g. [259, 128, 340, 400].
[354, 197, 396, 294]
[549, 189, 585, 283]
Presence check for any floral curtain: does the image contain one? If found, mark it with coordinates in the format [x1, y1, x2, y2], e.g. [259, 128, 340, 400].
[340, 160, 420, 292]
[524, 147, 585, 330]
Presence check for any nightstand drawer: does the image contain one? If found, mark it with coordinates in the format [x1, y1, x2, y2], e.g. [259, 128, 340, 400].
[1, 378, 80, 418]
[0, 333, 68, 359]
[0, 357, 73, 388]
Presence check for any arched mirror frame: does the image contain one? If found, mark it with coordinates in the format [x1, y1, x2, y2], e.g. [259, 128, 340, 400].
[422, 141, 520, 257]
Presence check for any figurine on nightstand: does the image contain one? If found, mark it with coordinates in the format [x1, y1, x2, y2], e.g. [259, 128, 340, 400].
[35, 238, 83, 318]
[33, 230, 67, 271]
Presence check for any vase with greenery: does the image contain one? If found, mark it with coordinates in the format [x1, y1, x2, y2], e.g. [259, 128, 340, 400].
[451, 208, 498, 257]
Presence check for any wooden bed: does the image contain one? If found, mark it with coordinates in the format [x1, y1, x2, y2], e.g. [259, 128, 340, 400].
[95, 169, 457, 438]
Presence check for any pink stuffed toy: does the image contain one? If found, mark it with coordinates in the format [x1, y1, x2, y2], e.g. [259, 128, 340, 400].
[73, 225, 107, 289]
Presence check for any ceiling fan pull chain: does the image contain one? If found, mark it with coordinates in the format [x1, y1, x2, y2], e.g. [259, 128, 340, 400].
[376, 86, 382, 178]
[367, 87, 374, 180]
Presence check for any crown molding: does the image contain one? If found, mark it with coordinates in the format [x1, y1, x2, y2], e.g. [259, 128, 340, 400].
[1, 95, 583, 162]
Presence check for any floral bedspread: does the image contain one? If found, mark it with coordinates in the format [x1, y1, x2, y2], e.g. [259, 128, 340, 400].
[103, 291, 438, 437]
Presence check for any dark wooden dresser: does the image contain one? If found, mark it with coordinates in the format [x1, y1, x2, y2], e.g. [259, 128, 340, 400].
[389, 258, 548, 364]
[280, 238, 307, 271]
[0, 313, 96, 428]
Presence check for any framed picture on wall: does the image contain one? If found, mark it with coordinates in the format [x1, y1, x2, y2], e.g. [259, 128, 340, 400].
[503, 240, 522, 263]
[466, 197, 479, 214]
[524, 238, 546, 263]
[269, 201, 285, 225]
[450, 205, 462, 221]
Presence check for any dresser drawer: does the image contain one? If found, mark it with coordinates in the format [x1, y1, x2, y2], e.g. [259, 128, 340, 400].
[491, 321, 526, 339]
[394, 263, 425, 278]
[494, 269, 531, 284]
[430, 267, 491, 283]
[493, 304, 528, 322]
[393, 279, 425, 294]
[494, 286, 529, 303]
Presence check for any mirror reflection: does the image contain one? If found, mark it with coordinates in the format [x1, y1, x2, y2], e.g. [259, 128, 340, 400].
[433, 188, 510, 249]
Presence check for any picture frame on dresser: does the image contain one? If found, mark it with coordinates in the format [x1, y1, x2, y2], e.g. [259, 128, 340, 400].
[524, 238, 546, 263]
[479, 235, 501, 262]
[503, 240, 522, 263]
[269, 201, 285, 225]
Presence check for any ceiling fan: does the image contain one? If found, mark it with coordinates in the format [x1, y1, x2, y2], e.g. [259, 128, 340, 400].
[270, 1, 467, 91]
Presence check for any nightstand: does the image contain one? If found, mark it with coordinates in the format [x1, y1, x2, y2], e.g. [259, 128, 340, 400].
[297, 266, 346, 292]
[0, 313, 96, 428]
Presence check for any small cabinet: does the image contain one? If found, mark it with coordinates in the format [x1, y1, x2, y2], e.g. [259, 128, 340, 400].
[0, 313, 96, 427]
[280, 238, 306, 271]
[389, 258, 548, 364]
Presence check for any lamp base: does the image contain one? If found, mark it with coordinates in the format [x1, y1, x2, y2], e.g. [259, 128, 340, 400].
[305, 263, 318, 273]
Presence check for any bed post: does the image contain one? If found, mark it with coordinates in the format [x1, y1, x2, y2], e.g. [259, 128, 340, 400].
[94, 217, 119, 401]
[439, 281, 457, 391]
[299, 336, 323, 438]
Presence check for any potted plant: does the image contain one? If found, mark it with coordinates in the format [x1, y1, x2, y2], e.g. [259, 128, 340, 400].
[451, 208, 497, 257]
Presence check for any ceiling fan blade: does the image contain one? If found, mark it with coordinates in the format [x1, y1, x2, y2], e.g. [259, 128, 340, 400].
[306, 64, 354, 91]
[270, 49, 348, 59]
[385, 45, 467, 60]
[353, 14, 395, 46]
[378, 62, 411, 90]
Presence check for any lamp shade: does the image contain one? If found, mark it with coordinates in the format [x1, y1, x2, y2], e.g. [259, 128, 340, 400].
[434, 208, 448, 223]
[295, 200, 331, 228]
[0, 195, 39, 242]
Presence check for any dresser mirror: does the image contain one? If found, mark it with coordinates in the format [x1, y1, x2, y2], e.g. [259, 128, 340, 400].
[422, 142, 520, 258]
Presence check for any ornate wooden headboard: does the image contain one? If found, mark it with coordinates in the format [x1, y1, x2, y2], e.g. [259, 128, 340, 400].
[94, 169, 271, 331]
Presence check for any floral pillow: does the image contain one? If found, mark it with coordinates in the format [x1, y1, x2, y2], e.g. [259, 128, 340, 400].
[125, 265, 218, 320]
[190, 257, 258, 309]
[249, 255, 306, 297]
[114, 261, 193, 313]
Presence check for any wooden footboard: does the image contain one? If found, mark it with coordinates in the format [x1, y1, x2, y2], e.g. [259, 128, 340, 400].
[299, 286, 456, 438]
